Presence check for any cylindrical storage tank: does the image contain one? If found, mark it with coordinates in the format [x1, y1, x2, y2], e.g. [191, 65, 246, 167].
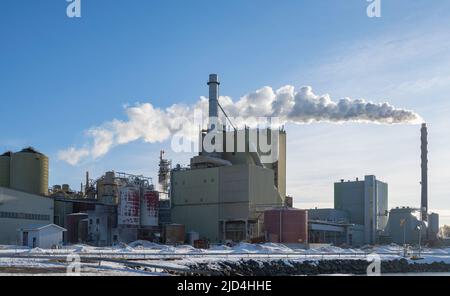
[10, 147, 49, 196]
[105, 171, 115, 183]
[264, 208, 308, 244]
[118, 185, 140, 226]
[97, 171, 119, 204]
[140, 189, 159, 227]
[428, 213, 439, 240]
[0, 151, 11, 188]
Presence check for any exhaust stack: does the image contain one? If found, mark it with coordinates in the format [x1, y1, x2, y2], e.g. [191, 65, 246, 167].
[421, 123, 428, 222]
[207, 74, 220, 131]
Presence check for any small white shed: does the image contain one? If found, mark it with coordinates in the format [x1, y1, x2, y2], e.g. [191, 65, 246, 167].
[19, 224, 67, 249]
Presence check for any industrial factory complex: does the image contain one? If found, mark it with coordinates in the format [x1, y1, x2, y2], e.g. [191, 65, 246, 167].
[0, 75, 442, 250]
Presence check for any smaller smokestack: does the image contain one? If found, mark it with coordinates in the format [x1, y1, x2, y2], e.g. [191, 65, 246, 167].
[207, 74, 220, 131]
[421, 123, 428, 222]
[85, 171, 89, 194]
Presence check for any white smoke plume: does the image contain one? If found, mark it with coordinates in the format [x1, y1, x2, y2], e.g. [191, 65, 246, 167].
[58, 85, 423, 165]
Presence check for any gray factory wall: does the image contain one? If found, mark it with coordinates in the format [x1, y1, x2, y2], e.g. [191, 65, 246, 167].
[0, 186, 53, 244]
[349, 225, 365, 247]
[171, 164, 282, 242]
[54, 200, 74, 229]
[218, 165, 251, 221]
[216, 164, 282, 220]
[334, 181, 365, 225]
[376, 180, 389, 231]
[171, 168, 221, 241]
[248, 165, 283, 218]
[221, 129, 287, 200]
[88, 210, 114, 246]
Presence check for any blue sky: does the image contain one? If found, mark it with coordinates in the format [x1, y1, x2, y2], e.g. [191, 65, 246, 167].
[1, 1, 450, 223]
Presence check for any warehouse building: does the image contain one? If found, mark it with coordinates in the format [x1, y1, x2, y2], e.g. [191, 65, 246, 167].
[334, 175, 388, 245]
[0, 148, 54, 245]
[0, 186, 54, 244]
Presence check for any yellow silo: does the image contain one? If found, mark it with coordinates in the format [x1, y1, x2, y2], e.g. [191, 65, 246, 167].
[10, 147, 49, 196]
[0, 151, 12, 188]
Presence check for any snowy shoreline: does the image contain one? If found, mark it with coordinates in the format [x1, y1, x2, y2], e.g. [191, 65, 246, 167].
[1, 242, 450, 276]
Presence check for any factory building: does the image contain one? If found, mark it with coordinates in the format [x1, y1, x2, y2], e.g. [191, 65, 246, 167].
[0, 148, 54, 245]
[383, 124, 440, 246]
[0, 186, 54, 244]
[172, 164, 282, 242]
[263, 208, 308, 245]
[87, 205, 117, 246]
[54, 171, 160, 245]
[53, 198, 96, 231]
[54, 199, 117, 246]
[308, 208, 365, 247]
[385, 207, 426, 245]
[171, 75, 284, 243]
[334, 175, 388, 245]
[384, 208, 440, 245]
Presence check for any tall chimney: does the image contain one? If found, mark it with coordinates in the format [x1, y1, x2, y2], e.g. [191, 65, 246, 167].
[421, 123, 428, 222]
[85, 171, 89, 194]
[207, 74, 220, 131]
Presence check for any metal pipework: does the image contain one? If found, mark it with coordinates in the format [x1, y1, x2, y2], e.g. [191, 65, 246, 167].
[421, 123, 428, 222]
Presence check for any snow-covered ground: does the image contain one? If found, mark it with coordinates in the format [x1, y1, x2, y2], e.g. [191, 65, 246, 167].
[1, 242, 450, 275]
